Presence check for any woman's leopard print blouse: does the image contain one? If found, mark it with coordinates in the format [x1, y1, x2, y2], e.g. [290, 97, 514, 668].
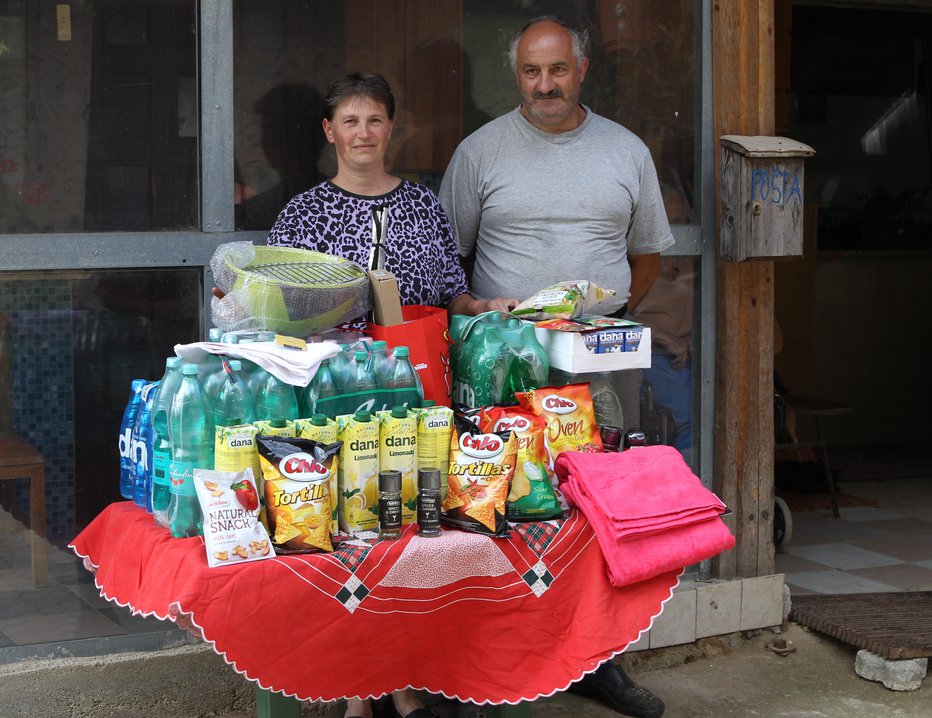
[267, 180, 469, 309]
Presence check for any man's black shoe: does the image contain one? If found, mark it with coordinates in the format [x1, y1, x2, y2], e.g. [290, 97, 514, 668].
[568, 660, 665, 718]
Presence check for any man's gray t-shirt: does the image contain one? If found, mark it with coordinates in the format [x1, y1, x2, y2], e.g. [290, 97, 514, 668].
[439, 106, 675, 314]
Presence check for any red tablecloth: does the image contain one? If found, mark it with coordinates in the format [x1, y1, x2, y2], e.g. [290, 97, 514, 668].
[70, 502, 680, 705]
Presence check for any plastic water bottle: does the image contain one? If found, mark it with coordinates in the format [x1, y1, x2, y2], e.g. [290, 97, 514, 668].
[168, 363, 214, 537]
[150, 356, 183, 528]
[198, 327, 225, 392]
[347, 349, 378, 394]
[384, 346, 422, 408]
[299, 358, 339, 417]
[369, 340, 392, 387]
[328, 343, 353, 391]
[119, 379, 146, 499]
[212, 359, 256, 426]
[502, 325, 549, 402]
[254, 370, 299, 423]
[131, 382, 159, 510]
[590, 372, 625, 429]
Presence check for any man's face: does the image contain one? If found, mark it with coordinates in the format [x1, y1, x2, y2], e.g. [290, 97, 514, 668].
[515, 21, 589, 133]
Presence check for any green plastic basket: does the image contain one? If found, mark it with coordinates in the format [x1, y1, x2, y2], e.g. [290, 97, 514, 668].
[219, 246, 370, 336]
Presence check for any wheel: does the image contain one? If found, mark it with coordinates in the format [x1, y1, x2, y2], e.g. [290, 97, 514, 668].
[774, 495, 793, 552]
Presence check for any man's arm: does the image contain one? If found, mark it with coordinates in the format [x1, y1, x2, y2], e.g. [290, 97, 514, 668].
[626, 252, 662, 313]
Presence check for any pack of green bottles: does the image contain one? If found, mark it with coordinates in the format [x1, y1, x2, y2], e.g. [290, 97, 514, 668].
[449, 312, 549, 408]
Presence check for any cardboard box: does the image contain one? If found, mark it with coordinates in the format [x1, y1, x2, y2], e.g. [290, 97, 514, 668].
[368, 269, 403, 327]
[531, 322, 652, 373]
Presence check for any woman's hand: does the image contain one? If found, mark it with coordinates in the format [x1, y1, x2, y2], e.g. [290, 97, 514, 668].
[484, 297, 519, 313]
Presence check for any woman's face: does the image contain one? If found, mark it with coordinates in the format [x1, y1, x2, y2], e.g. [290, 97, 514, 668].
[322, 95, 393, 173]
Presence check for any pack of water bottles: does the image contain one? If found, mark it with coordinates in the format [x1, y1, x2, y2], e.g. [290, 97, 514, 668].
[118, 328, 425, 540]
[449, 311, 550, 408]
[309, 337, 423, 418]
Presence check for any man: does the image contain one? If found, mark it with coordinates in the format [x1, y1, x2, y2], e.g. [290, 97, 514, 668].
[440, 15, 674, 718]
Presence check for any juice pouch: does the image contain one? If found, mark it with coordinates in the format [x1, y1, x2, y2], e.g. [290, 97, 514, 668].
[296, 415, 339, 535]
[377, 408, 418, 525]
[441, 414, 516, 537]
[214, 423, 264, 523]
[479, 406, 562, 521]
[257, 436, 340, 554]
[337, 411, 380, 534]
[414, 405, 454, 500]
[517, 383, 604, 457]
[194, 467, 273, 568]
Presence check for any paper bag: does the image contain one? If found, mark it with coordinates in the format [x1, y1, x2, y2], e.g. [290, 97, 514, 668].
[367, 305, 451, 407]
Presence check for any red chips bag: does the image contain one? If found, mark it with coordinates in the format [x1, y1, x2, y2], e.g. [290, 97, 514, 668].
[441, 414, 516, 536]
[517, 383, 604, 458]
[479, 406, 562, 521]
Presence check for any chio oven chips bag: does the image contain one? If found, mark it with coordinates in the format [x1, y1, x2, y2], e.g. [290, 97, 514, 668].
[479, 406, 562, 521]
[441, 414, 516, 536]
[257, 435, 341, 554]
[193, 468, 273, 568]
[517, 383, 604, 457]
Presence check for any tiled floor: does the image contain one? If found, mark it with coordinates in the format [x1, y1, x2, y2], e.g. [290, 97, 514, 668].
[0, 506, 177, 651]
[777, 446, 932, 595]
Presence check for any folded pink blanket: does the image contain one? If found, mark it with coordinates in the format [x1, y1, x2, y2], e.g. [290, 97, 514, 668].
[555, 447, 735, 586]
[555, 447, 727, 536]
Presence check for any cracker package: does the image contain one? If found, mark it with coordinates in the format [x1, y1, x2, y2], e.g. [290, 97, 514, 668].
[479, 406, 562, 521]
[441, 414, 516, 537]
[257, 435, 341, 553]
[193, 468, 273, 568]
[517, 383, 604, 457]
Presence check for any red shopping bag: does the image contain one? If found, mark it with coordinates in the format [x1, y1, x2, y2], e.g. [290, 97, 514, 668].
[367, 305, 451, 407]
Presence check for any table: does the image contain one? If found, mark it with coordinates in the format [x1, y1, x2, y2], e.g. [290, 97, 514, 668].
[70, 503, 681, 717]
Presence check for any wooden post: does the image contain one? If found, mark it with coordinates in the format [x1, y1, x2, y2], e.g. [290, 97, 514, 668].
[712, 0, 778, 579]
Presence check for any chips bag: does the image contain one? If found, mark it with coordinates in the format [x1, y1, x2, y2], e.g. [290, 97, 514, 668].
[479, 406, 562, 521]
[517, 383, 604, 458]
[441, 414, 516, 536]
[257, 435, 341, 553]
[511, 280, 615, 320]
[193, 468, 273, 568]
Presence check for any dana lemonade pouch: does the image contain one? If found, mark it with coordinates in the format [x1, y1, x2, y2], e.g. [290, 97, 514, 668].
[296, 414, 340, 534]
[337, 411, 380, 534]
[377, 407, 418, 525]
[414, 405, 454, 500]
[214, 423, 263, 522]
[254, 419, 296, 437]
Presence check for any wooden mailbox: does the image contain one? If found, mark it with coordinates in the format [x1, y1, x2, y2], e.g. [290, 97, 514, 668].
[720, 135, 815, 261]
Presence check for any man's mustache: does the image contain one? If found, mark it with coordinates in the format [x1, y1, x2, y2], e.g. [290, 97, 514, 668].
[532, 90, 563, 99]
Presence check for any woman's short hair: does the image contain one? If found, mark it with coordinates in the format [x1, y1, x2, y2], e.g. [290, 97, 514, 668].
[323, 72, 396, 121]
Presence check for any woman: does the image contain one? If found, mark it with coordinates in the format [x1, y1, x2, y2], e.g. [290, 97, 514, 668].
[266, 72, 512, 718]
[267, 72, 515, 322]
